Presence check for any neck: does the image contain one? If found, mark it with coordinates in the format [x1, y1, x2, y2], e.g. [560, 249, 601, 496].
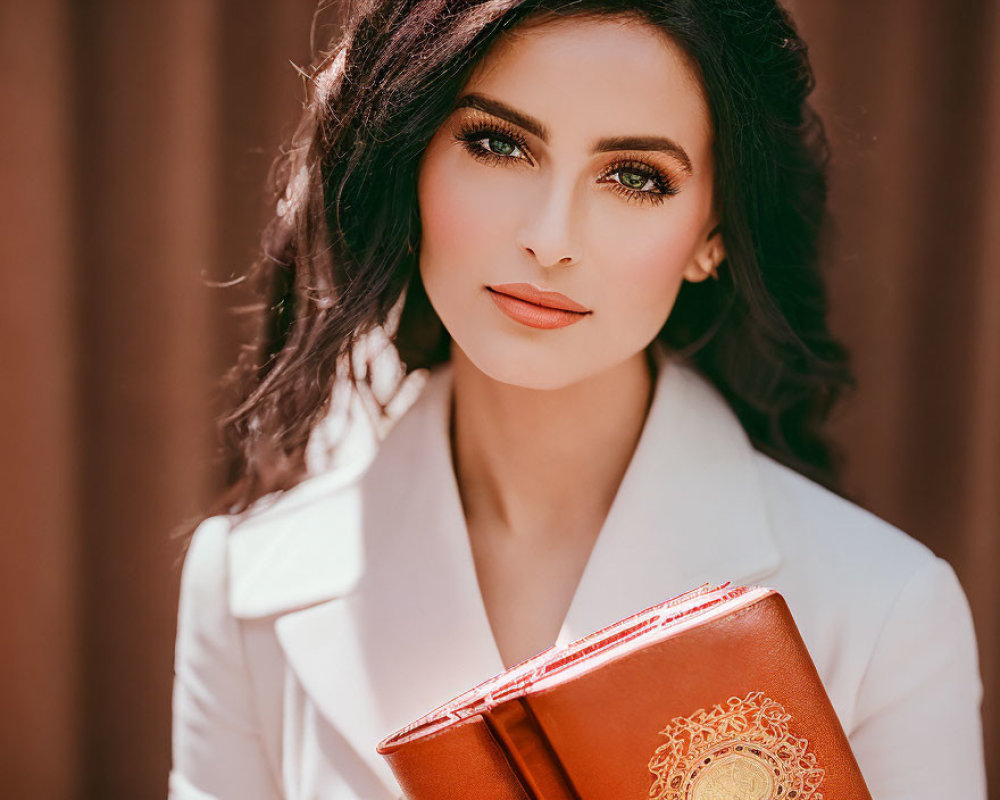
[448, 343, 658, 541]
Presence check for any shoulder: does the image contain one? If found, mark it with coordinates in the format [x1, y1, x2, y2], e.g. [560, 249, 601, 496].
[751, 450, 971, 615]
[181, 367, 438, 622]
[176, 515, 234, 632]
[176, 420, 375, 625]
[750, 452, 981, 727]
[174, 515, 249, 689]
[180, 456, 377, 623]
[753, 451, 937, 587]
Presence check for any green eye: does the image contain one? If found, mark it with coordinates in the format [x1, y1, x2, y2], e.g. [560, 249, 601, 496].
[619, 170, 647, 190]
[454, 121, 530, 165]
[599, 160, 680, 205]
[487, 136, 515, 157]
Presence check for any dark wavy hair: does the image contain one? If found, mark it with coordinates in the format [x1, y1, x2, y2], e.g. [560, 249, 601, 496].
[192, 0, 855, 535]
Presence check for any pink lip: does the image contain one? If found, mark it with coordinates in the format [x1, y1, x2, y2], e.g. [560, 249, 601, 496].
[486, 285, 591, 330]
[487, 282, 591, 313]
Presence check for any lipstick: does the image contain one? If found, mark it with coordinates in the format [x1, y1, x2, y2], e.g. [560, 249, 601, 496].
[486, 283, 591, 330]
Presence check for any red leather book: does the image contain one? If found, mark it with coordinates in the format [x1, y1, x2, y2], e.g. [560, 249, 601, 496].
[376, 583, 872, 799]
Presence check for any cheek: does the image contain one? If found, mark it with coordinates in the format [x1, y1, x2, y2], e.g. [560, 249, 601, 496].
[417, 142, 505, 279]
[592, 211, 703, 326]
[418, 171, 469, 264]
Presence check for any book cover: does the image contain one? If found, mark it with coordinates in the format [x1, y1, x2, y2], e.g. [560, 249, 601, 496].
[376, 583, 871, 799]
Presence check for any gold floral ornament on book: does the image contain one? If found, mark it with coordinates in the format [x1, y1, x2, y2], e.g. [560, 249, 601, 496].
[647, 691, 826, 800]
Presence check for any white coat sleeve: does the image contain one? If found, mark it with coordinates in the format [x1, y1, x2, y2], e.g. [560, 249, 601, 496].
[169, 516, 283, 800]
[848, 555, 987, 799]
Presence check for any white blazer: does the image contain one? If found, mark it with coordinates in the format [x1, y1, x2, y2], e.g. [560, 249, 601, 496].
[169, 342, 987, 799]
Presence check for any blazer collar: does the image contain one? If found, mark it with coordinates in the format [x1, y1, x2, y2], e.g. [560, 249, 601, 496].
[231, 341, 781, 797]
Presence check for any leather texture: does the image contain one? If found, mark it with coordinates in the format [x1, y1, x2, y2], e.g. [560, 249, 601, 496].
[377, 592, 871, 799]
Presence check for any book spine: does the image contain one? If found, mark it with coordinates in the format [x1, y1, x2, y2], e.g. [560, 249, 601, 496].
[484, 698, 582, 800]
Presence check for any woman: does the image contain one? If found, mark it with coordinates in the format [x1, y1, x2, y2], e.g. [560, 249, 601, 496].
[169, 1, 987, 798]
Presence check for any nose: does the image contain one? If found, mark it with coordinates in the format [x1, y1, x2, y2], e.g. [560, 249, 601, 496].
[516, 177, 581, 269]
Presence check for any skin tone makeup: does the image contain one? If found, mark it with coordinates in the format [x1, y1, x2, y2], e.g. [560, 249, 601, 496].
[414, 13, 724, 666]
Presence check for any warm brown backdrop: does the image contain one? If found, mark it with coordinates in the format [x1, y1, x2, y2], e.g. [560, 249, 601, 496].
[2, 0, 997, 797]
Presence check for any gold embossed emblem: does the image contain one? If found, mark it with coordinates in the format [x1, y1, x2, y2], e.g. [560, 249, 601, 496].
[647, 691, 825, 800]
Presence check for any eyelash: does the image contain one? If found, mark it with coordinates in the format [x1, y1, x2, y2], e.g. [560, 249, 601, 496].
[452, 119, 681, 207]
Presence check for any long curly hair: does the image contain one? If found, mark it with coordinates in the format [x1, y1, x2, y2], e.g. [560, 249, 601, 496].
[192, 0, 854, 537]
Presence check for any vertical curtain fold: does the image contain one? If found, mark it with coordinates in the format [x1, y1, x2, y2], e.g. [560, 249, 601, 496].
[72, 1, 220, 795]
[1, 1, 82, 798]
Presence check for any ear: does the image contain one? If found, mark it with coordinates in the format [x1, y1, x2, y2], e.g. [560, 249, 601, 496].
[682, 225, 726, 283]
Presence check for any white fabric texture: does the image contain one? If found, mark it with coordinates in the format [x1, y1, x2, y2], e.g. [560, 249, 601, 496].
[169, 343, 987, 799]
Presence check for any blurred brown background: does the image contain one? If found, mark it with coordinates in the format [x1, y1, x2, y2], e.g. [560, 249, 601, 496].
[2, 0, 997, 797]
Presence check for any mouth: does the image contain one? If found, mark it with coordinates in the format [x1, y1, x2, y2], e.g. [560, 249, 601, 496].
[486, 284, 591, 330]
[486, 282, 591, 313]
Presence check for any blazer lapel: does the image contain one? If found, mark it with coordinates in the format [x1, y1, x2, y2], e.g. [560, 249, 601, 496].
[247, 341, 782, 798]
[556, 341, 782, 646]
[269, 364, 508, 797]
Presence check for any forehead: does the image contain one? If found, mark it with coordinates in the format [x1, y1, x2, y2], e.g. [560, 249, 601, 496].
[462, 13, 713, 154]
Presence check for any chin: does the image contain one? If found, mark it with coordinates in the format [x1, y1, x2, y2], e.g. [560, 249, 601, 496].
[451, 334, 607, 392]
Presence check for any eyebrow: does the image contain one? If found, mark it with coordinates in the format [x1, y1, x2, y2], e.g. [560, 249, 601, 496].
[453, 92, 693, 174]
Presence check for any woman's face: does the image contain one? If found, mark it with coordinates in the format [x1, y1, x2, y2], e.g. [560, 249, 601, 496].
[416, 14, 722, 389]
